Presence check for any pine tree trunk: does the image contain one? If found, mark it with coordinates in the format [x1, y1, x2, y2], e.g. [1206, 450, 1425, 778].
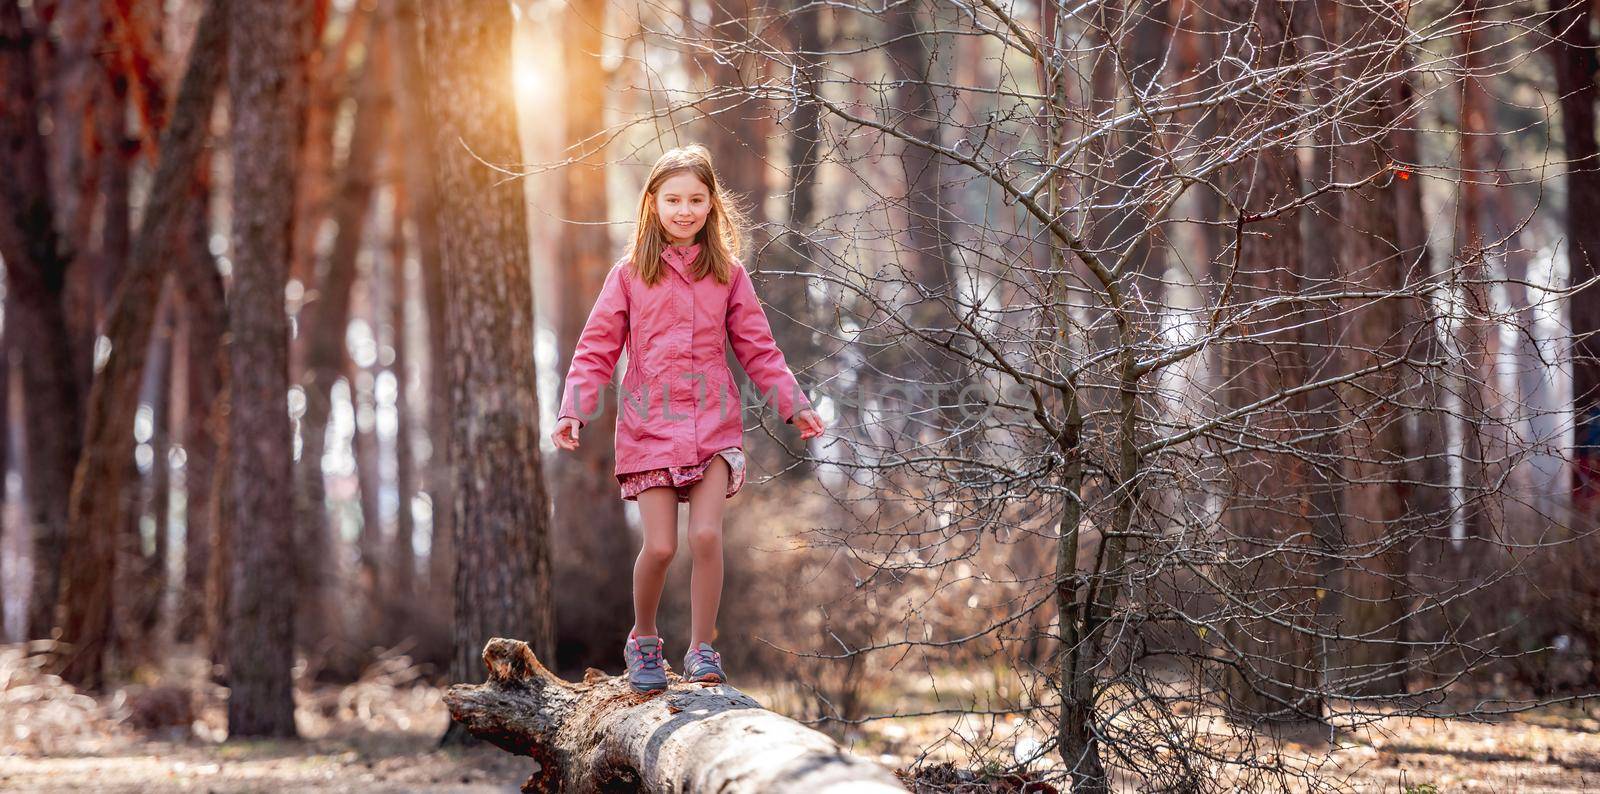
[1333, 0, 1410, 697]
[175, 163, 224, 645]
[1216, 0, 1322, 720]
[293, 30, 391, 675]
[884, 1, 961, 428]
[52, 0, 227, 689]
[391, 0, 455, 606]
[95, 62, 133, 329]
[697, 0, 766, 208]
[552, 0, 632, 672]
[418, 0, 555, 725]
[112, 285, 175, 676]
[206, 385, 233, 671]
[766, 0, 827, 483]
[223, 0, 306, 737]
[0, 0, 84, 644]
[349, 261, 386, 639]
[389, 204, 418, 618]
[0, 316, 8, 641]
[1293, 0, 1348, 664]
[1548, 2, 1600, 509]
[139, 294, 176, 651]
[1456, 0, 1505, 542]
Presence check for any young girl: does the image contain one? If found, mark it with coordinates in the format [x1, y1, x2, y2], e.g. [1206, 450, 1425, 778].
[550, 144, 826, 692]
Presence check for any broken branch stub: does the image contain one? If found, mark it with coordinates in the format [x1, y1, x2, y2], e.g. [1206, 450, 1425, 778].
[443, 637, 908, 793]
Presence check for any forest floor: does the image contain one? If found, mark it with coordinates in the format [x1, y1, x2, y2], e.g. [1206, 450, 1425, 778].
[2, 643, 1597, 792]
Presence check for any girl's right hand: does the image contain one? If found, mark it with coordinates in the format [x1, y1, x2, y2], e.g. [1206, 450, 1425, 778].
[551, 417, 582, 451]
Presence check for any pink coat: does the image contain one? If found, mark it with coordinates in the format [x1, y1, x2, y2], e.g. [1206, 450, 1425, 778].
[557, 242, 812, 480]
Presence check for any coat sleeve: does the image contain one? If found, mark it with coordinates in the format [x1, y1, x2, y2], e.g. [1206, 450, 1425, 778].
[558, 262, 630, 428]
[726, 265, 811, 423]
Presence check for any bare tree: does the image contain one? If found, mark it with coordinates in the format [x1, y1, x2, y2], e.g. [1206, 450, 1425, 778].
[545, 0, 1587, 788]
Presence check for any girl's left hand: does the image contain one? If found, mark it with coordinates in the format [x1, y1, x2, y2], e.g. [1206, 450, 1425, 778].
[793, 408, 827, 440]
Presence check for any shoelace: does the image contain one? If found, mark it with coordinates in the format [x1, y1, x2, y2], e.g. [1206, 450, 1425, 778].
[633, 642, 664, 670]
[690, 648, 721, 668]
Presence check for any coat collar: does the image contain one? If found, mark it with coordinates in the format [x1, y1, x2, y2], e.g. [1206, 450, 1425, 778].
[661, 242, 702, 279]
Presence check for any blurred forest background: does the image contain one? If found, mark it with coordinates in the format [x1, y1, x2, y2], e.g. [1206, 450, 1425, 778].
[5, 0, 1600, 790]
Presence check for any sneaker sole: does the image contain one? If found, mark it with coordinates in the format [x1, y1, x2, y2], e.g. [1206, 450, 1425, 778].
[629, 679, 668, 693]
[687, 673, 724, 684]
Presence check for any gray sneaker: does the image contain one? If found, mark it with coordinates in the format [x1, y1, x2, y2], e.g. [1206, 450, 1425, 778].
[624, 634, 669, 692]
[683, 642, 725, 683]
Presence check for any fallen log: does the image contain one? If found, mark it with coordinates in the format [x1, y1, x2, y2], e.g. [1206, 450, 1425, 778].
[443, 637, 908, 793]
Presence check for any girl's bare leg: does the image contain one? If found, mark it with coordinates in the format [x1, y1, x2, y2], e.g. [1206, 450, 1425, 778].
[631, 487, 679, 638]
[685, 456, 730, 649]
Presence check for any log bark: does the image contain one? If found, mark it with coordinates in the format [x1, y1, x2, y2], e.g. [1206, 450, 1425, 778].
[444, 638, 907, 794]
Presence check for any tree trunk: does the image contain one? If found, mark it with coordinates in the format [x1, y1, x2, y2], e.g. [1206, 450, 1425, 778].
[883, 1, 962, 431]
[288, 0, 358, 289]
[293, 28, 390, 675]
[52, 0, 227, 689]
[1455, 0, 1505, 543]
[140, 294, 176, 641]
[1548, 2, 1600, 509]
[1217, 0, 1322, 721]
[0, 0, 84, 644]
[444, 638, 906, 793]
[389, 0, 455, 607]
[112, 284, 176, 676]
[0, 310, 8, 641]
[223, 0, 306, 737]
[1291, 0, 1349, 679]
[765, 0, 829, 484]
[418, 0, 555, 726]
[206, 384, 233, 671]
[1036, 2, 1105, 787]
[95, 58, 133, 329]
[552, 0, 632, 673]
[349, 258, 386, 641]
[697, 0, 766, 211]
[1332, 0, 1409, 697]
[389, 201, 418, 621]
[175, 162, 225, 646]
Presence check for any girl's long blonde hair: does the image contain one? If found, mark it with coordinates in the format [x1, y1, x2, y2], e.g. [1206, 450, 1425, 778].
[625, 144, 747, 287]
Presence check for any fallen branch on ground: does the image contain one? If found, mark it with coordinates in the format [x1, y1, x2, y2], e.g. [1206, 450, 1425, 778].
[443, 637, 908, 793]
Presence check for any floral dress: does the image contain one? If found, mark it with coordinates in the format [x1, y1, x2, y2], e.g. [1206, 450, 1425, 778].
[618, 447, 747, 503]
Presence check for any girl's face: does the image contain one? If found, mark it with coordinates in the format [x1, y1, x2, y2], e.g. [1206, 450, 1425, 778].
[654, 171, 712, 245]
